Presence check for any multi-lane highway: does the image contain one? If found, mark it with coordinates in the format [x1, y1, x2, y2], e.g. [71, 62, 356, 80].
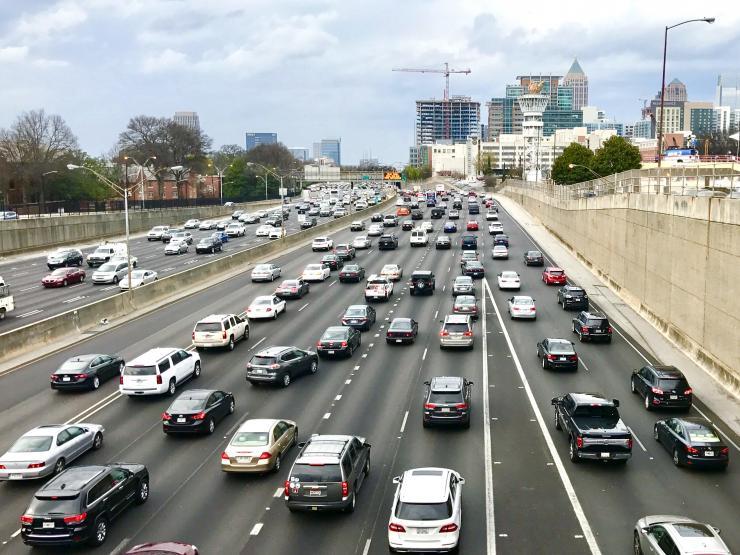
[0, 195, 736, 554]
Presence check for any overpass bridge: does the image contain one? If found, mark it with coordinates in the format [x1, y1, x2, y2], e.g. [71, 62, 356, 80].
[302, 169, 401, 183]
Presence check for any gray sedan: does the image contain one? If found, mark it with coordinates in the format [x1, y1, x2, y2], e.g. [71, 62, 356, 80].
[0, 424, 105, 481]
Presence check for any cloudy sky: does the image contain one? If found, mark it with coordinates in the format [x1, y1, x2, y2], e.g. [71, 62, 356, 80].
[1, 0, 738, 165]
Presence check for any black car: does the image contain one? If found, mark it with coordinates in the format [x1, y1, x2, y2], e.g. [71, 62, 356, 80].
[265, 216, 282, 227]
[378, 234, 399, 250]
[308, 207, 320, 217]
[409, 201, 420, 209]
[653, 417, 728, 469]
[21, 464, 149, 547]
[50, 354, 125, 391]
[371, 213, 383, 222]
[195, 237, 222, 254]
[341, 304, 376, 331]
[47, 249, 83, 270]
[423, 376, 473, 428]
[572, 311, 612, 343]
[275, 278, 310, 299]
[452, 201, 463, 210]
[462, 260, 485, 278]
[536, 338, 578, 370]
[300, 217, 318, 229]
[321, 254, 344, 271]
[468, 203, 480, 215]
[386, 318, 418, 344]
[436, 236, 451, 250]
[339, 264, 365, 283]
[162, 389, 235, 434]
[631, 365, 692, 411]
[431, 207, 445, 219]
[246, 346, 319, 388]
[493, 234, 509, 247]
[317, 326, 361, 358]
[401, 220, 414, 231]
[409, 270, 435, 295]
[557, 285, 589, 310]
[460, 234, 477, 250]
[335, 244, 356, 260]
[411, 210, 423, 220]
[523, 250, 544, 266]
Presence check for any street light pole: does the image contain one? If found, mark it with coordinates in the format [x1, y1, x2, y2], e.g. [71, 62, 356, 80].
[41, 170, 59, 216]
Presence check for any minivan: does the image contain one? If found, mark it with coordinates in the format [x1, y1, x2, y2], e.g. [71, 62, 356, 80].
[410, 229, 428, 247]
[120, 348, 201, 396]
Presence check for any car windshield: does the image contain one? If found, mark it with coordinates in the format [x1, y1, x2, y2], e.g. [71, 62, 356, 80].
[124, 365, 156, 376]
[291, 463, 342, 483]
[194, 322, 222, 332]
[456, 277, 472, 285]
[343, 266, 359, 272]
[527, 251, 542, 257]
[59, 359, 89, 371]
[396, 500, 453, 521]
[231, 431, 269, 447]
[322, 329, 347, 340]
[501, 272, 518, 279]
[548, 342, 573, 354]
[444, 323, 470, 333]
[548, 270, 564, 276]
[28, 497, 80, 515]
[198, 238, 211, 244]
[390, 320, 412, 330]
[9, 436, 53, 453]
[345, 308, 366, 317]
[456, 298, 475, 306]
[572, 405, 619, 419]
[254, 265, 270, 272]
[673, 523, 716, 538]
[251, 356, 276, 366]
[513, 298, 533, 305]
[281, 280, 299, 287]
[568, 288, 585, 295]
[586, 318, 606, 327]
[98, 263, 117, 272]
[494, 246, 507, 251]
[168, 397, 206, 412]
[467, 262, 483, 269]
[51, 269, 69, 276]
[687, 429, 720, 443]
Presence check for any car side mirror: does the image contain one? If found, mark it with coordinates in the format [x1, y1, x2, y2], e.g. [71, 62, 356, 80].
[392, 476, 401, 484]
[612, 399, 620, 407]
[711, 526, 721, 535]
[550, 397, 559, 405]
[458, 477, 466, 485]
[297, 442, 306, 448]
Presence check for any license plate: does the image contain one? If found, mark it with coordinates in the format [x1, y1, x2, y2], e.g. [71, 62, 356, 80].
[705, 450, 714, 457]
[236, 457, 252, 464]
[62, 376, 71, 382]
[416, 528, 432, 535]
[42, 522, 54, 529]
[327, 351, 335, 354]
[441, 408, 450, 413]
[177, 418, 186, 423]
[308, 489, 322, 496]
[351, 320, 359, 324]
[559, 357, 566, 361]
[10, 474, 23, 480]
[395, 339, 402, 343]
[670, 395, 677, 400]
[253, 369, 265, 375]
[600, 452, 610, 458]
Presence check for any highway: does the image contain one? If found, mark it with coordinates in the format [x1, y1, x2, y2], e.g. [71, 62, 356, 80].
[0, 197, 736, 555]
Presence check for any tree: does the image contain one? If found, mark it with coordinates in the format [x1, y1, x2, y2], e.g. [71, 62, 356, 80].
[696, 131, 739, 156]
[210, 144, 245, 170]
[476, 152, 496, 175]
[591, 136, 641, 177]
[245, 143, 301, 172]
[551, 143, 595, 184]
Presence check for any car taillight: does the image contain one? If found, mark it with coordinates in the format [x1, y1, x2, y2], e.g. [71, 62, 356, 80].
[259, 452, 271, 460]
[20, 515, 33, 524]
[156, 375, 163, 385]
[221, 451, 230, 460]
[265, 307, 272, 312]
[269, 364, 280, 370]
[222, 331, 227, 339]
[607, 326, 613, 333]
[291, 288, 297, 292]
[575, 436, 583, 449]
[424, 403, 437, 410]
[193, 411, 206, 420]
[581, 326, 588, 333]
[119, 375, 124, 384]
[627, 438, 633, 450]
[686, 446, 700, 455]
[568, 355, 578, 362]
[440, 330, 449, 337]
[389, 523, 406, 533]
[651, 387, 664, 395]
[63, 512, 87, 525]
[341, 481, 349, 497]
[317, 341, 323, 347]
[284, 480, 291, 497]
[547, 354, 556, 361]
[463, 331, 473, 337]
[720, 447, 729, 455]
[455, 403, 468, 410]
[0, 464, 5, 469]
[161, 412, 171, 421]
[27, 462, 45, 469]
[74, 374, 87, 379]
[341, 341, 348, 347]
[192, 332, 195, 340]
[684, 388, 693, 395]
[50, 374, 58, 381]
[440, 523, 458, 533]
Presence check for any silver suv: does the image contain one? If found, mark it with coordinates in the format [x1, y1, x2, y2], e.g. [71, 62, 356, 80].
[439, 314, 474, 350]
[452, 276, 474, 296]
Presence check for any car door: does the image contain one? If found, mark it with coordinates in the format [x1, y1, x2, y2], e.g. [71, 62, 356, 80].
[637, 367, 652, 397]
[64, 426, 93, 460]
[107, 468, 137, 517]
[178, 350, 196, 381]
[96, 355, 114, 380]
[53, 429, 75, 463]
[295, 350, 312, 375]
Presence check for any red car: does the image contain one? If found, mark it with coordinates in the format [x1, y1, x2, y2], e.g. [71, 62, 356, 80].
[542, 266, 567, 285]
[41, 267, 86, 287]
[466, 220, 479, 231]
[125, 542, 198, 555]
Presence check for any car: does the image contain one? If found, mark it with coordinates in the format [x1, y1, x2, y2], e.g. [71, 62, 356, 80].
[170, 231, 193, 244]
[542, 266, 567, 285]
[0, 424, 105, 481]
[41, 267, 85, 288]
[195, 237, 222, 254]
[485, 210, 498, 221]
[491, 245, 509, 260]
[380, 263, 403, 281]
[221, 418, 298, 474]
[422, 377, 473, 428]
[341, 304, 376, 331]
[162, 389, 235, 435]
[466, 220, 479, 231]
[231, 210, 244, 220]
[653, 417, 729, 469]
[383, 214, 398, 227]
[557, 285, 589, 310]
[119, 269, 158, 290]
[255, 224, 272, 237]
[91, 261, 129, 285]
[452, 200, 463, 210]
[387, 467, 464, 553]
[460, 234, 477, 250]
[452, 275, 475, 296]
[523, 250, 544, 266]
[493, 234, 509, 247]
[275, 278, 310, 299]
[183, 219, 200, 229]
[431, 207, 445, 219]
[409, 201, 420, 209]
[507, 295, 536, 320]
[462, 260, 485, 278]
[240, 213, 259, 224]
[300, 217, 317, 229]
[268, 227, 286, 240]
[124, 542, 200, 555]
[378, 234, 399, 250]
[164, 238, 189, 255]
[251, 263, 281, 282]
[448, 209, 460, 220]
[47, 248, 84, 270]
[335, 243, 356, 260]
[120, 348, 200, 397]
[86, 244, 130, 268]
[247, 295, 287, 320]
[633, 515, 732, 555]
[396, 206, 411, 217]
[353, 235, 371, 249]
[211, 230, 228, 243]
[572, 311, 612, 343]
[20, 463, 149, 547]
[386, 318, 418, 344]
[410, 228, 429, 246]
[443, 221, 457, 233]
[631, 365, 693, 411]
[321, 254, 344, 271]
[453, 295, 479, 319]
[459, 252, 479, 267]
[255, 210, 268, 218]
[408, 270, 435, 295]
[147, 225, 170, 240]
[350, 220, 366, 231]
[192, 314, 249, 351]
[436, 236, 451, 249]
[497, 271, 520, 290]
[312, 237, 334, 251]
[439, 314, 474, 350]
[226, 222, 246, 237]
[420, 221, 433, 233]
[0, 210, 18, 220]
[50, 354, 125, 390]
[215, 219, 231, 231]
[489, 222, 504, 235]
[368, 223, 383, 236]
[365, 274, 393, 301]
[302, 263, 331, 282]
[307, 207, 320, 217]
[339, 264, 366, 283]
[317, 325, 362, 357]
[333, 208, 347, 218]
[536, 338, 578, 370]
[285, 434, 370, 513]
[197, 220, 215, 231]
[246, 346, 318, 387]
[161, 227, 181, 242]
[371, 213, 384, 222]
[401, 220, 414, 231]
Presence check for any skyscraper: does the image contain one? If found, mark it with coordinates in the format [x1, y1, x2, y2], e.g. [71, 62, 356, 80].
[245, 132, 277, 151]
[319, 139, 341, 166]
[415, 96, 480, 145]
[715, 74, 740, 108]
[288, 147, 310, 162]
[562, 59, 589, 110]
[173, 111, 200, 131]
[659, 78, 688, 102]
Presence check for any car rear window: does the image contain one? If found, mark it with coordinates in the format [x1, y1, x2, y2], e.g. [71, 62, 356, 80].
[345, 308, 366, 317]
[322, 329, 347, 340]
[548, 342, 573, 354]
[549, 270, 564, 276]
[687, 429, 720, 443]
[572, 405, 619, 419]
[390, 321, 412, 330]
[124, 365, 156, 376]
[9, 436, 53, 453]
[586, 318, 607, 327]
[396, 500, 452, 521]
[291, 463, 342, 482]
[194, 322, 222, 332]
[59, 359, 89, 371]
[251, 356, 276, 366]
[28, 496, 80, 515]
[231, 432, 269, 446]
[168, 398, 206, 412]
[656, 378, 688, 390]
[444, 323, 470, 333]
[673, 523, 715, 538]
[429, 391, 463, 403]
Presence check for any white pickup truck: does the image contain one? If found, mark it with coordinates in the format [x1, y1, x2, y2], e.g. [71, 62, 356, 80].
[0, 277, 14, 320]
[364, 275, 393, 302]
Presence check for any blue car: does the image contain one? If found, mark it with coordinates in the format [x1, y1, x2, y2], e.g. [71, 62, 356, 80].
[211, 230, 229, 243]
[444, 221, 457, 233]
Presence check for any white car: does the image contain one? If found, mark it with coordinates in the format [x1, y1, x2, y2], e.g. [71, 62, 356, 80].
[268, 227, 286, 240]
[226, 223, 246, 237]
[312, 237, 334, 251]
[410, 229, 428, 247]
[497, 271, 521, 290]
[247, 295, 286, 320]
[119, 269, 158, 290]
[492, 245, 509, 259]
[489, 222, 504, 235]
[368, 223, 383, 236]
[365, 274, 393, 301]
[353, 236, 371, 249]
[240, 213, 258, 224]
[485, 211, 498, 221]
[199, 220, 216, 230]
[164, 238, 188, 255]
[388, 467, 464, 553]
[147, 225, 170, 241]
[421, 221, 433, 233]
[302, 264, 330, 282]
[256, 210, 268, 218]
[255, 224, 272, 237]
[251, 264, 281, 282]
[184, 219, 200, 229]
[192, 313, 249, 350]
[350, 221, 366, 231]
[507, 295, 536, 320]
[380, 264, 403, 281]
[120, 347, 200, 396]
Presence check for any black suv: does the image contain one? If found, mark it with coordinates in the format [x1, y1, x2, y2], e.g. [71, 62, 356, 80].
[47, 249, 83, 270]
[557, 285, 589, 310]
[371, 213, 383, 222]
[572, 311, 612, 343]
[195, 236, 223, 254]
[423, 376, 473, 428]
[246, 346, 319, 388]
[285, 435, 371, 513]
[378, 234, 399, 250]
[409, 270, 435, 295]
[21, 464, 149, 547]
[431, 207, 445, 219]
[523, 250, 544, 266]
[411, 210, 423, 220]
[460, 234, 478, 250]
[631, 365, 693, 411]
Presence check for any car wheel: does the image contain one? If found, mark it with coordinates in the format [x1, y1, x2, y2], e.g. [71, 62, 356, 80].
[54, 457, 66, 475]
[113, 276, 119, 284]
[92, 376, 100, 390]
[672, 448, 681, 467]
[88, 517, 108, 546]
[273, 310, 278, 320]
[281, 373, 291, 388]
[541, 357, 547, 370]
[345, 494, 356, 513]
[309, 360, 318, 374]
[193, 362, 201, 379]
[207, 418, 215, 434]
[62, 279, 68, 287]
[554, 410, 561, 430]
[561, 300, 566, 309]
[653, 426, 659, 441]
[569, 440, 579, 463]
[92, 432, 103, 450]
[135, 478, 149, 504]
[644, 394, 652, 411]
[227, 337, 235, 351]
[364, 458, 370, 477]
[273, 454, 281, 473]
[168, 379, 176, 396]
[633, 531, 643, 555]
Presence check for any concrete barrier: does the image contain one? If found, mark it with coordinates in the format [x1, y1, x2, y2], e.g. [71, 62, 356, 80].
[0, 195, 398, 363]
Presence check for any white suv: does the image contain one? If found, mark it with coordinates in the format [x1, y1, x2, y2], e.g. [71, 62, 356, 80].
[192, 314, 249, 351]
[388, 467, 464, 553]
[120, 348, 201, 396]
[312, 237, 334, 251]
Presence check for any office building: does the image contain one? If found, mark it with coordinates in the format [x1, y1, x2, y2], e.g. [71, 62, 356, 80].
[245, 132, 277, 151]
[562, 58, 589, 110]
[683, 102, 715, 136]
[319, 139, 341, 166]
[585, 122, 624, 136]
[715, 74, 740, 107]
[415, 96, 481, 145]
[289, 147, 310, 162]
[173, 111, 200, 131]
[654, 105, 684, 134]
[659, 78, 688, 102]
[624, 124, 635, 138]
[632, 119, 654, 139]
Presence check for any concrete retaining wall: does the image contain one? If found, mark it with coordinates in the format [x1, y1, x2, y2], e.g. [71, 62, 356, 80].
[0, 195, 397, 364]
[0, 200, 280, 256]
[502, 186, 740, 393]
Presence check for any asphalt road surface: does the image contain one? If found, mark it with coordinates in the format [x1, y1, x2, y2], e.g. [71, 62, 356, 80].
[0, 200, 736, 555]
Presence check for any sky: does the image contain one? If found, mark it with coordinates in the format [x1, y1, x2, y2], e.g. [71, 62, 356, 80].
[1, 0, 739, 166]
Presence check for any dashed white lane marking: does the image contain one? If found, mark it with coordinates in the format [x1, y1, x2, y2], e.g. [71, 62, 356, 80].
[328, 280, 337, 287]
[434, 310, 439, 319]
[368, 343, 374, 348]
[362, 539, 372, 555]
[67, 283, 84, 288]
[442, 285, 446, 291]
[62, 295, 86, 304]
[16, 309, 43, 318]
[10, 529, 20, 538]
[354, 366, 360, 370]
[249, 337, 266, 350]
[101, 285, 118, 291]
[298, 302, 309, 312]
[345, 379, 352, 384]
[422, 348, 428, 361]
[323, 412, 331, 419]
[579, 357, 591, 373]
[448, 266, 451, 272]
[274, 488, 283, 497]
[18, 285, 37, 292]
[628, 427, 648, 453]
[400, 410, 409, 433]
[250, 523, 264, 535]
[161, 267, 175, 272]
[335, 395, 342, 401]
[374, 334, 379, 338]
[498, 533, 508, 538]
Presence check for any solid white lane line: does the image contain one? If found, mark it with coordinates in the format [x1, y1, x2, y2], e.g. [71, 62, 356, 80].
[250, 523, 263, 535]
[10, 529, 20, 538]
[628, 427, 648, 453]
[481, 287, 496, 555]
[400, 411, 409, 433]
[483, 278, 601, 555]
[64, 390, 121, 424]
[335, 395, 342, 401]
[298, 302, 309, 312]
[328, 280, 337, 287]
[274, 488, 283, 498]
[422, 348, 428, 361]
[362, 539, 372, 555]
[578, 357, 591, 373]
[73, 394, 122, 423]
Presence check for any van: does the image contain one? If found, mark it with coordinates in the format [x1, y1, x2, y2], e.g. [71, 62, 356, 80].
[409, 229, 428, 247]
[119, 348, 201, 396]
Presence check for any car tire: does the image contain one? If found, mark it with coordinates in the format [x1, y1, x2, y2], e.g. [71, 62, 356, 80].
[630, 379, 637, 394]
[92, 432, 103, 450]
[113, 276, 119, 284]
[554, 410, 561, 430]
[62, 280, 68, 287]
[541, 357, 547, 370]
[227, 337, 235, 351]
[672, 448, 682, 467]
[88, 517, 108, 546]
[207, 418, 215, 434]
[54, 457, 66, 475]
[273, 454, 281, 473]
[273, 310, 277, 320]
[345, 494, 356, 514]
[167, 379, 176, 396]
[633, 531, 643, 555]
[135, 478, 149, 505]
[309, 360, 318, 374]
[281, 373, 291, 388]
[228, 399, 235, 414]
[193, 362, 201, 379]
[644, 394, 652, 411]
[653, 426, 659, 441]
[569, 440, 579, 463]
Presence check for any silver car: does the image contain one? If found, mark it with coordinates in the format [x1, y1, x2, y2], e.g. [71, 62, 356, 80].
[633, 515, 731, 555]
[0, 424, 105, 481]
[251, 264, 281, 282]
[452, 276, 475, 296]
[91, 261, 128, 284]
[439, 314, 474, 349]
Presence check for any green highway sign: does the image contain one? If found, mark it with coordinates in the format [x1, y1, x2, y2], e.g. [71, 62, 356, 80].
[362, 175, 370, 180]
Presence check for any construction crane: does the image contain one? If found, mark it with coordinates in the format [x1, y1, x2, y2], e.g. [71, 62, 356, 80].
[392, 62, 471, 100]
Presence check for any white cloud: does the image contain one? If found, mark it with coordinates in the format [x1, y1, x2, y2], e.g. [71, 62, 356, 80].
[0, 46, 29, 62]
[14, 1, 88, 41]
[141, 48, 189, 73]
